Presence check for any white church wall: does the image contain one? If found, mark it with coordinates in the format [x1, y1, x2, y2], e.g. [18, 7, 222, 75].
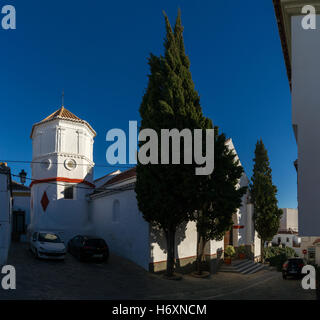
[254, 231, 261, 260]
[30, 182, 92, 243]
[150, 221, 197, 265]
[208, 238, 224, 256]
[0, 171, 12, 266]
[30, 110, 96, 244]
[90, 189, 150, 270]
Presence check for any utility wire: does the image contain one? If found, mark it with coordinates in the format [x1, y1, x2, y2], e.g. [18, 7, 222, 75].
[10, 173, 134, 194]
[1, 159, 135, 169]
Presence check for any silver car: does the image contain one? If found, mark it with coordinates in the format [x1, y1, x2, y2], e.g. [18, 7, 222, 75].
[30, 231, 66, 260]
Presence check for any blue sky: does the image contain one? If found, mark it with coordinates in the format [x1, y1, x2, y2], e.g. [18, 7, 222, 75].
[0, 0, 296, 208]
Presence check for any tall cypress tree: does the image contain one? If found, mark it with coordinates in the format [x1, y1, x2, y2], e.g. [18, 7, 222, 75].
[194, 127, 247, 274]
[250, 139, 282, 262]
[135, 10, 207, 277]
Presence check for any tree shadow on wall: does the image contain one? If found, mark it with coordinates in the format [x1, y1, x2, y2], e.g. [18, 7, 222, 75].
[149, 221, 187, 272]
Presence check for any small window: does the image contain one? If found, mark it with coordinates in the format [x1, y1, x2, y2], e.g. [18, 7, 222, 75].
[308, 247, 316, 262]
[287, 237, 290, 242]
[112, 200, 120, 222]
[64, 186, 74, 200]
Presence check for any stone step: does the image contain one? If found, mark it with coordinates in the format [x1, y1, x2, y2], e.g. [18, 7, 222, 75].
[219, 259, 265, 275]
[234, 261, 254, 271]
[243, 264, 265, 275]
[236, 262, 256, 273]
[232, 259, 250, 266]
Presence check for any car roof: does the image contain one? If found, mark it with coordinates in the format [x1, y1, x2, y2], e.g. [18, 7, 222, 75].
[36, 231, 59, 234]
[76, 235, 102, 239]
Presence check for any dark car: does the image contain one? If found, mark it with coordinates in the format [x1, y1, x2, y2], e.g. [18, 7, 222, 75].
[68, 235, 109, 262]
[282, 258, 305, 279]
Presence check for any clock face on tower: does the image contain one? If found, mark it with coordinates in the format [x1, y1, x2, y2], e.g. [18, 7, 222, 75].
[65, 159, 77, 171]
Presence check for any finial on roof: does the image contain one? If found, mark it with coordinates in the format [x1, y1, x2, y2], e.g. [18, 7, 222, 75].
[61, 90, 64, 107]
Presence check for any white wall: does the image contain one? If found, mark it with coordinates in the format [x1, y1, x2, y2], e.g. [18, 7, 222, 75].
[271, 233, 300, 247]
[30, 117, 95, 243]
[30, 182, 92, 243]
[13, 194, 31, 242]
[254, 231, 261, 259]
[90, 189, 150, 270]
[280, 208, 298, 231]
[150, 221, 198, 264]
[292, 15, 320, 236]
[0, 172, 12, 265]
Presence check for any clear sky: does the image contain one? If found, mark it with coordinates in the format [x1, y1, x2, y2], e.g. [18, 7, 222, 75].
[0, 0, 296, 208]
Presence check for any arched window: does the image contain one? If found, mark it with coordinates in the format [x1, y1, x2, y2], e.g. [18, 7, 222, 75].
[112, 200, 120, 222]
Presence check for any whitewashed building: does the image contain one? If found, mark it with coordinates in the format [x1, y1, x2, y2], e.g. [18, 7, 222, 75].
[29, 106, 96, 242]
[12, 181, 31, 242]
[0, 163, 12, 266]
[271, 208, 300, 248]
[29, 105, 260, 272]
[273, 0, 320, 236]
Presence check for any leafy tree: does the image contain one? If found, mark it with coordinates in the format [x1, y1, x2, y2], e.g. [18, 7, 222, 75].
[194, 127, 247, 274]
[135, 10, 208, 277]
[250, 139, 282, 263]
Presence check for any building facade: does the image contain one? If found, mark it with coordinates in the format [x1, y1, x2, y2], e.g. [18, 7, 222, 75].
[29, 106, 96, 242]
[271, 208, 300, 251]
[29, 106, 260, 272]
[0, 163, 12, 266]
[273, 0, 320, 236]
[11, 181, 31, 242]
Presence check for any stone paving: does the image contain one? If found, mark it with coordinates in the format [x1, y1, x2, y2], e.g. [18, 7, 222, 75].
[0, 243, 316, 300]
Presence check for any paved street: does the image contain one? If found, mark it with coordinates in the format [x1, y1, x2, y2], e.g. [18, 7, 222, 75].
[0, 243, 316, 300]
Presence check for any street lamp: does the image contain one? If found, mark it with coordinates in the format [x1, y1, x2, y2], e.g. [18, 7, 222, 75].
[19, 169, 27, 185]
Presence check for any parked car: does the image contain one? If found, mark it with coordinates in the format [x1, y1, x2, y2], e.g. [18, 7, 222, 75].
[30, 231, 66, 260]
[282, 258, 305, 279]
[68, 235, 109, 262]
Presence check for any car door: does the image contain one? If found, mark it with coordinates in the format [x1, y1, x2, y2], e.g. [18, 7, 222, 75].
[73, 236, 82, 255]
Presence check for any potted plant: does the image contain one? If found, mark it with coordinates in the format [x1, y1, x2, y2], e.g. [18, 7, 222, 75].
[238, 245, 246, 259]
[224, 245, 235, 264]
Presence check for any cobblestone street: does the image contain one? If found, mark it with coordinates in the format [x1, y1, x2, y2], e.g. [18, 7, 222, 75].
[0, 243, 316, 300]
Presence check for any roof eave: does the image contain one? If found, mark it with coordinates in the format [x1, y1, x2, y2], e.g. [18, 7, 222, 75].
[30, 117, 97, 139]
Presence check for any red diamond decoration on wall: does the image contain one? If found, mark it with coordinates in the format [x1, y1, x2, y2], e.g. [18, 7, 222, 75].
[41, 191, 49, 212]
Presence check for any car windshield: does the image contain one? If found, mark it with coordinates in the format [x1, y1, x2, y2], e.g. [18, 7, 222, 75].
[289, 259, 303, 265]
[85, 239, 106, 247]
[38, 233, 61, 243]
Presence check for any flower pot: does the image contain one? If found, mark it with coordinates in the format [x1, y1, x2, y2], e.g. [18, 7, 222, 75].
[224, 257, 232, 264]
[239, 253, 246, 260]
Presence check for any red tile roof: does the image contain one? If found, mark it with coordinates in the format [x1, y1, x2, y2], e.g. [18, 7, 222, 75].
[11, 181, 30, 191]
[41, 106, 82, 122]
[313, 238, 320, 245]
[104, 167, 136, 186]
[30, 106, 96, 138]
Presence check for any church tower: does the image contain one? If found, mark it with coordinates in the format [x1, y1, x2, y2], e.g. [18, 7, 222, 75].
[29, 105, 96, 242]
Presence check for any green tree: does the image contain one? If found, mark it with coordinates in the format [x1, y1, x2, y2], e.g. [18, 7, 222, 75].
[135, 10, 207, 277]
[194, 127, 247, 274]
[250, 139, 282, 263]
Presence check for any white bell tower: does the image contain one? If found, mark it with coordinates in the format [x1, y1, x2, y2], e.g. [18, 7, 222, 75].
[29, 105, 96, 242]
